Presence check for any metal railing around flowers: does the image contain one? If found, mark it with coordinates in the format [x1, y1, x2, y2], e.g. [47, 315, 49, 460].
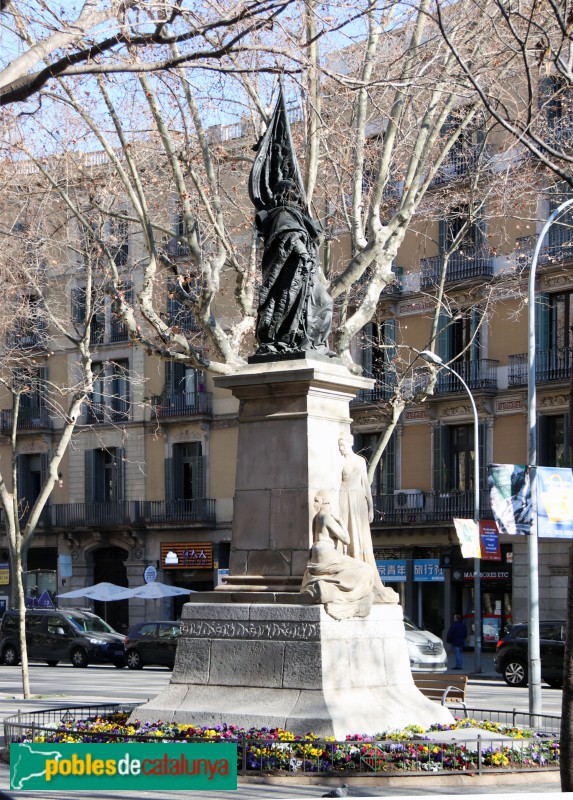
[3, 704, 559, 776]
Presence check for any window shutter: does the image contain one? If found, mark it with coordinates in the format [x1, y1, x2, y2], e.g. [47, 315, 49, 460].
[37, 367, 48, 408]
[84, 450, 95, 503]
[16, 454, 27, 503]
[362, 323, 374, 377]
[40, 452, 49, 487]
[535, 293, 550, 352]
[564, 413, 571, 467]
[191, 455, 206, 499]
[72, 288, 86, 324]
[173, 445, 183, 498]
[165, 361, 173, 395]
[478, 422, 487, 491]
[115, 448, 125, 502]
[383, 318, 397, 364]
[432, 426, 448, 491]
[436, 309, 451, 362]
[470, 308, 481, 362]
[438, 219, 447, 254]
[164, 457, 174, 501]
[385, 431, 396, 495]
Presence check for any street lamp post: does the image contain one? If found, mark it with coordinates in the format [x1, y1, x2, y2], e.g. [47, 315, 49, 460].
[420, 350, 482, 674]
[527, 196, 573, 717]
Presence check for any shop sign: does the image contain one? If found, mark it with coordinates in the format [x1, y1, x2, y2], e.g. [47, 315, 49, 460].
[161, 543, 213, 570]
[143, 565, 158, 584]
[376, 560, 407, 582]
[480, 520, 501, 560]
[452, 565, 511, 582]
[0, 563, 9, 586]
[413, 559, 444, 582]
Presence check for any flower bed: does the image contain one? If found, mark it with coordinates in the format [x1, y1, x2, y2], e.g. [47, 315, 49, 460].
[15, 715, 559, 775]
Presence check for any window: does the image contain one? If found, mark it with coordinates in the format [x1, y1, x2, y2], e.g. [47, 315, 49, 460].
[439, 206, 485, 254]
[72, 287, 105, 344]
[7, 294, 47, 349]
[110, 281, 133, 342]
[354, 432, 396, 497]
[535, 292, 572, 380]
[167, 282, 199, 333]
[433, 423, 486, 492]
[85, 448, 125, 503]
[165, 442, 206, 502]
[538, 414, 570, 468]
[108, 217, 129, 266]
[360, 319, 397, 397]
[436, 308, 481, 378]
[16, 452, 48, 510]
[87, 360, 130, 424]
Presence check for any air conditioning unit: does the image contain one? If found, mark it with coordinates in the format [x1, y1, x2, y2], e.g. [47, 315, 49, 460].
[393, 489, 424, 510]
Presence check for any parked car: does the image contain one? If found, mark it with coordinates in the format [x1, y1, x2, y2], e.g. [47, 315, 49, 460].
[494, 620, 565, 688]
[0, 608, 126, 668]
[124, 620, 180, 669]
[404, 616, 447, 672]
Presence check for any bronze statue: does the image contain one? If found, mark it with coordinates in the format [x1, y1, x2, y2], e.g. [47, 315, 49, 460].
[249, 83, 333, 356]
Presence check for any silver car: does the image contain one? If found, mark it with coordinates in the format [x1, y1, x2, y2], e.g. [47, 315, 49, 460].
[404, 616, 447, 672]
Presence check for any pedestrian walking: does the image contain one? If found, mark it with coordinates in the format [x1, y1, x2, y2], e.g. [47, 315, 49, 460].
[446, 614, 467, 670]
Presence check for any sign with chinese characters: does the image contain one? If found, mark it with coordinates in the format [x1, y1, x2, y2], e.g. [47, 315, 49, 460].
[413, 559, 444, 582]
[376, 560, 407, 582]
[0, 562, 9, 586]
[161, 543, 213, 570]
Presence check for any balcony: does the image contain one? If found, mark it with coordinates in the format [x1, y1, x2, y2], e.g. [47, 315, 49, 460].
[109, 317, 129, 343]
[151, 391, 212, 418]
[372, 489, 492, 526]
[509, 348, 572, 386]
[420, 249, 494, 288]
[515, 227, 573, 268]
[5, 330, 47, 350]
[0, 406, 51, 433]
[434, 358, 499, 394]
[86, 400, 131, 425]
[431, 146, 485, 187]
[46, 499, 216, 529]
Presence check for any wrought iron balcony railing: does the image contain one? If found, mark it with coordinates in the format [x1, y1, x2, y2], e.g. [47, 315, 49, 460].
[515, 227, 573, 267]
[434, 358, 499, 393]
[372, 489, 492, 525]
[420, 249, 494, 288]
[151, 391, 212, 418]
[430, 146, 485, 187]
[5, 330, 47, 350]
[0, 406, 51, 432]
[43, 499, 216, 528]
[86, 401, 131, 425]
[109, 318, 129, 342]
[508, 347, 572, 386]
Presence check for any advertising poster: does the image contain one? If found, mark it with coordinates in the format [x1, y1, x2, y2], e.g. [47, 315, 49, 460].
[487, 463, 531, 535]
[537, 466, 573, 539]
[453, 518, 481, 559]
[479, 520, 501, 560]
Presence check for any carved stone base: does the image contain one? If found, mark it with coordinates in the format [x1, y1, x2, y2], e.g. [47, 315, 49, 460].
[131, 601, 454, 738]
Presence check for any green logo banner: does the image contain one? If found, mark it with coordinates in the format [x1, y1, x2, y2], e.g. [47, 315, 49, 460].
[10, 742, 237, 791]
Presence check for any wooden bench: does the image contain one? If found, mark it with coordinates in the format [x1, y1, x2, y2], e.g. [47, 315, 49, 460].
[412, 672, 469, 716]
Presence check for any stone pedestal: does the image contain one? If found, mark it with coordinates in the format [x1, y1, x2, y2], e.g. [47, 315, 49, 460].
[213, 358, 373, 592]
[131, 601, 454, 737]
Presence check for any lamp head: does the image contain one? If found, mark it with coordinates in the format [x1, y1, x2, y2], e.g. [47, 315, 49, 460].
[419, 350, 443, 366]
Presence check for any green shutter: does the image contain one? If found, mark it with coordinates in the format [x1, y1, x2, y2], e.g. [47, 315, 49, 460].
[71, 288, 86, 324]
[164, 457, 173, 501]
[115, 448, 125, 502]
[362, 323, 374, 376]
[385, 431, 396, 494]
[191, 456, 206, 499]
[37, 367, 48, 408]
[383, 318, 397, 364]
[84, 450, 95, 503]
[470, 308, 481, 362]
[436, 309, 451, 362]
[535, 293, 550, 352]
[40, 452, 49, 487]
[432, 426, 448, 491]
[438, 219, 447, 254]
